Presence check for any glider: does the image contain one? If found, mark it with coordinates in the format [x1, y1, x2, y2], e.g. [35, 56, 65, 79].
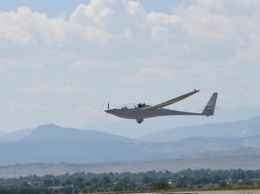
[104, 90, 218, 123]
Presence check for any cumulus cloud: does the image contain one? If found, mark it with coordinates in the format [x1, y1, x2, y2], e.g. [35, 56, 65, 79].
[147, 12, 181, 26]
[174, 0, 260, 52]
[0, 6, 112, 46]
[70, 0, 146, 28]
[1, 0, 260, 131]
[0, 0, 258, 61]
[70, 2, 115, 27]
[0, 6, 67, 45]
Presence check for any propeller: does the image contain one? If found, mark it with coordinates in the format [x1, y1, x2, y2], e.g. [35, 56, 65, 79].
[102, 102, 110, 109]
[102, 102, 110, 117]
[106, 102, 110, 117]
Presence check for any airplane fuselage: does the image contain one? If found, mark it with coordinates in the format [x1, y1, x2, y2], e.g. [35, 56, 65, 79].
[105, 106, 202, 120]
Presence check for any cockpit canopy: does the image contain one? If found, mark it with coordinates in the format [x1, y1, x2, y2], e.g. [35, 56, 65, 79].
[116, 103, 147, 110]
[137, 103, 146, 108]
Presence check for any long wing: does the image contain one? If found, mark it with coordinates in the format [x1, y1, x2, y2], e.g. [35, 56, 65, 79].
[143, 89, 200, 111]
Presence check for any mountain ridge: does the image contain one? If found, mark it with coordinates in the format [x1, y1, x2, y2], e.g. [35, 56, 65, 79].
[83, 106, 260, 138]
[0, 123, 131, 143]
[0, 116, 260, 166]
[139, 116, 260, 142]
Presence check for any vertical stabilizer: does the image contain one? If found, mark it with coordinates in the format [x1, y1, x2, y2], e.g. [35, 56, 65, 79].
[202, 93, 218, 116]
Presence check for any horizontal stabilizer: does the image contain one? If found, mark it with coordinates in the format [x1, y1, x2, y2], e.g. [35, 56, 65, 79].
[202, 93, 218, 116]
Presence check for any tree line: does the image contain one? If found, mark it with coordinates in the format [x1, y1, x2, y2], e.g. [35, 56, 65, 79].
[1, 168, 260, 193]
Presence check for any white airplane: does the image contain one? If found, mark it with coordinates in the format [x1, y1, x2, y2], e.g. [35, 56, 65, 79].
[104, 89, 218, 124]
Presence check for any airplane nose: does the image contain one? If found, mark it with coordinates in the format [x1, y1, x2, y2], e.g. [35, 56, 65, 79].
[105, 109, 115, 113]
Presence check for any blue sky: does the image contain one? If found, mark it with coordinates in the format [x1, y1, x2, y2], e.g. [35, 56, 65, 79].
[0, 0, 259, 132]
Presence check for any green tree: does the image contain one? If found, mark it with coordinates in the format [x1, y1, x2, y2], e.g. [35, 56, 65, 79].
[142, 176, 152, 184]
[63, 186, 73, 194]
[219, 180, 227, 188]
[43, 179, 53, 187]
[154, 177, 170, 190]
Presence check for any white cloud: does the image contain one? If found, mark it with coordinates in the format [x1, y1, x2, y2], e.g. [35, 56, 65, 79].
[124, 0, 146, 16]
[67, 22, 113, 44]
[174, 0, 260, 45]
[0, 58, 47, 72]
[150, 25, 171, 43]
[0, 0, 258, 52]
[0, 58, 19, 70]
[173, 3, 231, 41]
[1, 0, 260, 132]
[76, 105, 104, 117]
[9, 101, 45, 112]
[0, 6, 112, 46]
[69, 59, 121, 71]
[123, 28, 135, 40]
[70, 0, 146, 26]
[147, 12, 181, 26]
[123, 67, 176, 83]
[69, 0, 147, 41]
[0, 6, 66, 45]
[70, 3, 115, 27]
[18, 84, 90, 94]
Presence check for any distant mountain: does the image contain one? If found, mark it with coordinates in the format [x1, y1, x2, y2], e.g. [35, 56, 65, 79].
[0, 123, 131, 143]
[0, 131, 7, 136]
[0, 124, 173, 166]
[83, 106, 260, 138]
[0, 128, 33, 142]
[1, 117, 260, 166]
[21, 123, 131, 142]
[139, 116, 260, 142]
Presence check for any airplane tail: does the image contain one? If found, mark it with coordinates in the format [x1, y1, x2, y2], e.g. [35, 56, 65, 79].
[202, 93, 218, 116]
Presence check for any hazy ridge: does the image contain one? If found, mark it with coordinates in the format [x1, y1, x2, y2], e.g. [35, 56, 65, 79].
[0, 116, 260, 167]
